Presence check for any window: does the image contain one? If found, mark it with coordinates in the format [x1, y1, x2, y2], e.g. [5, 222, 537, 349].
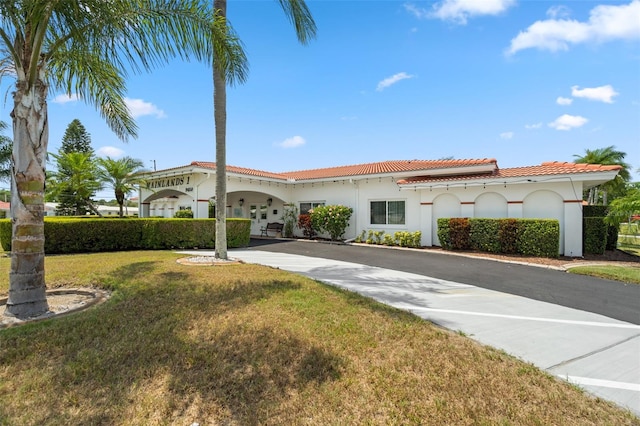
[370, 200, 405, 225]
[299, 201, 325, 215]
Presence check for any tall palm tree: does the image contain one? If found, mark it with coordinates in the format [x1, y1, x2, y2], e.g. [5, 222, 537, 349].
[96, 156, 145, 218]
[0, 0, 247, 318]
[574, 146, 631, 205]
[0, 121, 12, 183]
[48, 151, 102, 216]
[213, 0, 316, 259]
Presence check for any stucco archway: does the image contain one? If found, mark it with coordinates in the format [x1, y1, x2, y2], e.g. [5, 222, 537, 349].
[432, 193, 461, 246]
[523, 190, 564, 254]
[475, 192, 508, 218]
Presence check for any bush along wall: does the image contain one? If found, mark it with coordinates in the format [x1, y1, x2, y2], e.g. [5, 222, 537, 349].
[438, 217, 560, 258]
[582, 205, 617, 254]
[354, 230, 422, 248]
[0, 218, 250, 254]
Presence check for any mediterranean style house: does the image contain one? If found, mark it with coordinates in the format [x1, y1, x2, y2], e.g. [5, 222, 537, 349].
[138, 158, 621, 257]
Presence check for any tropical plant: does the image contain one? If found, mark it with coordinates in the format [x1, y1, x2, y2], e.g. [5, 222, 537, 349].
[212, 0, 316, 259]
[47, 152, 102, 216]
[0, 121, 12, 183]
[574, 146, 631, 205]
[309, 204, 353, 241]
[605, 185, 640, 227]
[96, 156, 145, 217]
[0, 0, 247, 318]
[281, 202, 298, 238]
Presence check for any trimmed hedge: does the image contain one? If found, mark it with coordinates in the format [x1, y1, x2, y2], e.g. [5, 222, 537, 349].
[0, 218, 250, 254]
[582, 205, 617, 254]
[438, 217, 560, 258]
[583, 217, 608, 255]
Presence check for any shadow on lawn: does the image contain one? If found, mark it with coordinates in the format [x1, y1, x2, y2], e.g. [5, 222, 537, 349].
[0, 262, 345, 424]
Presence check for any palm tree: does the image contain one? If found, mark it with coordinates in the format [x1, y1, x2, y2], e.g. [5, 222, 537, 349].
[48, 151, 103, 216]
[96, 156, 145, 218]
[213, 0, 316, 259]
[574, 146, 631, 205]
[0, 121, 12, 183]
[0, 0, 247, 318]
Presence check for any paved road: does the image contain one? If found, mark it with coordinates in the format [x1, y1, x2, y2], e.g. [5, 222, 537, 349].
[248, 239, 640, 325]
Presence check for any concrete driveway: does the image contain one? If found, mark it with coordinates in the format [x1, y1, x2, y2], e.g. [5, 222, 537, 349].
[179, 240, 640, 416]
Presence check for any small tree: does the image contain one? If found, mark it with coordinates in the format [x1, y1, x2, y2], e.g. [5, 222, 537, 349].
[48, 152, 102, 216]
[310, 205, 353, 241]
[281, 203, 298, 238]
[96, 156, 145, 217]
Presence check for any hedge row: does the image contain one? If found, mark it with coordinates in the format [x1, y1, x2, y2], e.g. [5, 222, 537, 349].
[0, 218, 250, 254]
[582, 206, 617, 254]
[437, 218, 560, 258]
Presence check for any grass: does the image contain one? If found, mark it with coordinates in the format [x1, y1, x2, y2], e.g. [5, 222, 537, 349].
[568, 264, 640, 284]
[1, 251, 639, 425]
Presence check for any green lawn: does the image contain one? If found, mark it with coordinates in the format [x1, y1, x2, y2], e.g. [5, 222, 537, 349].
[568, 264, 640, 284]
[1, 251, 637, 425]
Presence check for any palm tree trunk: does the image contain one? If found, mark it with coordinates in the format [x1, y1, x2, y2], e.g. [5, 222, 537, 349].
[213, 0, 228, 260]
[5, 77, 49, 318]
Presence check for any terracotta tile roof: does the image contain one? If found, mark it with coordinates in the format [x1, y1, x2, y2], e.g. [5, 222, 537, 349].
[187, 159, 498, 181]
[190, 161, 289, 180]
[280, 159, 497, 180]
[398, 161, 622, 185]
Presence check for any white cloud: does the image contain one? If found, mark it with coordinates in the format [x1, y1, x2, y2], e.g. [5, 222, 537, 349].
[404, 3, 429, 19]
[96, 146, 125, 158]
[124, 98, 166, 119]
[376, 72, 414, 91]
[525, 122, 543, 130]
[277, 135, 306, 149]
[556, 96, 573, 105]
[546, 5, 571, 19]
[548, 114, 588, 130]
[406, 0, 515, 24]
[571, 84, 619, 103]
[507, 0, 640, 55]
[500, 131, 514, 139]
[52, 93, 80, 104]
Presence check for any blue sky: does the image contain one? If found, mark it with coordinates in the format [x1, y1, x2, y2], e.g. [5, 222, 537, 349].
[1, 0, 639, 198]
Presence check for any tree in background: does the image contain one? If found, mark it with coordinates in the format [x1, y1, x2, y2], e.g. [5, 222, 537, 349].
[60, 119, 93, 156]
[96, 156, 145, 217]
[0, 0, 246, 318]
[213, 0, 315, 259]
[574, 146, 631, 205]
[48, 152, 102, 216]
[53, 119, 96, 214]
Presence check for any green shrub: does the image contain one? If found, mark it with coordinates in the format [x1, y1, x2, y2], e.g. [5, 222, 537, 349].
[498, 219, 519, 254]
[583, 217, 608, 255]
[309, 205, 353, 241]
[438, 217, 559, 258]
[606, 225, 618, 251]
[0, 218, 250, 254]
[297, 214, 316, 239]
[437, 218, 451, 250]
[174, 209, 193, 218]
[469, 219, 501, 253]
[449, 218, 471, 250]
[516, 219, 560, 258]
[583, 205, 608, 217]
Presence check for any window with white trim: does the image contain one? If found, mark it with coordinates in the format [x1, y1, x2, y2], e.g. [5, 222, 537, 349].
[370, 200, 405, 225]
[300, 201, 325, 215]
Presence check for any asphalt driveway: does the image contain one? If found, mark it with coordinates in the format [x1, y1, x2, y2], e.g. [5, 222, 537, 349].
[248, 238, 640, 325]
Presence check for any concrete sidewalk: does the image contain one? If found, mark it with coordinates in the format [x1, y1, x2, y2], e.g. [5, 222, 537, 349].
[180, 249, 640, 416]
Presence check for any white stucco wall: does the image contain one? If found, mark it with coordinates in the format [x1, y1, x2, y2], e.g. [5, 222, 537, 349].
[139, 168, 587, 256]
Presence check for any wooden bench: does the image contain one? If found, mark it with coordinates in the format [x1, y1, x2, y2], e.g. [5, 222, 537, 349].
[260, 222, 284, 237]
